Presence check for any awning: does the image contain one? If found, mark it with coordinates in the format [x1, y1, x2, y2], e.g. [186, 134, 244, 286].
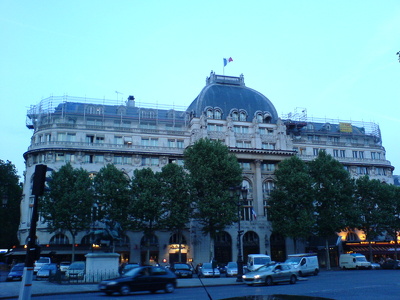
[346, 245, 400, 255]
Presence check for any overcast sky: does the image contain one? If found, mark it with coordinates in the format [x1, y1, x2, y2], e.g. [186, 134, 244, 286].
[1, 0, 399, 179]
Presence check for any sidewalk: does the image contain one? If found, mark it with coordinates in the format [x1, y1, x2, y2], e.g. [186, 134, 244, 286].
[0, 277, 241, 299]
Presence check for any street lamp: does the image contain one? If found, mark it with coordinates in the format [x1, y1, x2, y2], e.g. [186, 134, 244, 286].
[230, 185, 248, 282]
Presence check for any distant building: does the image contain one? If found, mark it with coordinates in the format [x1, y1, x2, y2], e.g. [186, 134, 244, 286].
[16, 71, 394, 266]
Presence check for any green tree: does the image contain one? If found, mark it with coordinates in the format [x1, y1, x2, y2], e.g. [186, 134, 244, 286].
[0, 160, 22, 249]
[40, 163, 93, 262]
[93, 164, 131, 228]
[184, 138, 242, 260]
[380, 184, 400, 260]
[309, 151, 354, 270]
[158, 163, 192, 262]
[129, 168, 163, 264]
[268, 156, 315, 253]
[354, 176, 388, 261]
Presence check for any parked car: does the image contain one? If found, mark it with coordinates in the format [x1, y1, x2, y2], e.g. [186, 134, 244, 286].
[381, 259, 400, 269]
[66, 261, 85, 280]
[98, 265, 177, 296]
[59, 261, 71, 273]
[217, 263, 227, 275]
[34, 257, 51, 274]
[371, 262, 381, 270]
[169, 263, 193, 278]
[198, 263, 220, 278]
[36, 263, 58, 280]
[120, 263, 140, 275]
[6, 263, 25, 281]
[225, 262, 238, 277]
[242, 263, 297, 286]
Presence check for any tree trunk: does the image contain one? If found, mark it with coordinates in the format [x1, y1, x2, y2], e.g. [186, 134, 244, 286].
[71, 235, 76, 262]
[209, 236, 215, 261]
[325, 239, 331, 270]
[178, 231, 182, 262]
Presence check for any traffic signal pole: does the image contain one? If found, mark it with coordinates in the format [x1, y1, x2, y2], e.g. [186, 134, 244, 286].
[19, 165, 47, 300]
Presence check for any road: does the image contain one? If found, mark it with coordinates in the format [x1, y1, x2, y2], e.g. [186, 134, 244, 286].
[17, 269, 400, 300]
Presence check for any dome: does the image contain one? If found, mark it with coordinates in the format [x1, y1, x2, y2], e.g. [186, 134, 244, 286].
[187, 71, 278, 123]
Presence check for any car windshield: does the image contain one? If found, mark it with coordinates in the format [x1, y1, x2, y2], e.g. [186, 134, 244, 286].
[174, 264, 190, 269]
[227, 262, 237, 268]
[70, 263, 84, 270]
[255, 265, 274, 272]
[356, 257, 367, 262]
[12, 265, 24, 271]
[37, 258, 49, 263]
[202, 263, 213, 269]
[254, 257, 271, 264]
[285, 257, 301, 263]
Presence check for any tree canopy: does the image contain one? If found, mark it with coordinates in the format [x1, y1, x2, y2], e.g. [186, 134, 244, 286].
[40, 163, 93, 261]
[184, 138, 242, 240]
[0, 160, 22, 249]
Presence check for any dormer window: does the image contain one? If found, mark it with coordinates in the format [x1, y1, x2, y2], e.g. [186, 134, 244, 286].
[214, 109, 222, 120]
[239, 110, 247, 121]
[232, 111, 239, 121]
[206, 109, 213, 118]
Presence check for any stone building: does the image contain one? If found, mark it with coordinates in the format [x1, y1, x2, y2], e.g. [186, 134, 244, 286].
[16, 71, 394, 266]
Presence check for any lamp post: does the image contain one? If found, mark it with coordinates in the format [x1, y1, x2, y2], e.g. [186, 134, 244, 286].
[230, 185, 248, 282]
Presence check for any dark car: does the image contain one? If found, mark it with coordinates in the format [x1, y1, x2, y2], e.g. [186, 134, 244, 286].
[6, 263, 25, 281]
[381, 259, 400, 269]
[99, 265, 177, 296]
[170, 263, 193, 278]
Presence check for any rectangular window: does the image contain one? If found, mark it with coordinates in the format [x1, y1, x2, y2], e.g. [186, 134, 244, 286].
[56, 153, 65, 162]
[352, 151, 358, 158]
[45, 134, 51, 142]
[114, 136, 123, 145]
[371, 152, 376, 159]
[66, 133, 76, 142]
[262, 143, 275, 150]
[207, 124, 223, 132]
[86, 135, 94, 143]
[123, 156, 132, 164]
[261, 163, 275, 172]
[95, 155, 104, 163]
[240, 162, 251, 170]
[236, 141, 251, 148]
[340, 150, 346, 158]
[259, 128, 273, 135]
[333, 149, 339, 157]
[141, 138, 158, 146]
[65, 154, 75, 163]
[142, 157, 159, 166]
[57, 133, 66, 141]
[95, 136, 104, 144]
[85, 155, 94, 163]
[313, 148, 319, 156]
[233, 126, 249, 133]
[114, 156, 122, 164]
[359, 151, 364, 159]
[333, 137, 340, 143]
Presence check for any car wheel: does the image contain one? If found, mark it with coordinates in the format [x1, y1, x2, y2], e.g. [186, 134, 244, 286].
[105, 292, 113, 296]
[314, 269, 319, 276]
[290, 275, 297, 284]
[164, 283, 175, 293]
[119, 285, 131, 296]
[265, 276, 273, 286]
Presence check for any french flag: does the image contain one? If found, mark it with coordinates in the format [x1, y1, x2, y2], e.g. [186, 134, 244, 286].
[223, 57, 233, 67]
[252, 208, 257, 220]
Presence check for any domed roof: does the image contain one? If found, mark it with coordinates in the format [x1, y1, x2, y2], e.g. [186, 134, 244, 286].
[187, 71, 278, 123]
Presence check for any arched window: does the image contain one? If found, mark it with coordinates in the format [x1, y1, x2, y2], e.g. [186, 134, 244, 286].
[214, 109, 222, 120]
[239, 111, 247, 121]
[169, 233, 187, 244]
[231, 111, 239, 121]
[256, 113, 263, 123]
[50, 234, 69, 245]
[263, 180, 275, 199]
[242, 179, 253, 198]
[206, 109, 213, 118]
[263, 113, 272, 124]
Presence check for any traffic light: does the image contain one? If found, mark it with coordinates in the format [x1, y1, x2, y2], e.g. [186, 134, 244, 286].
[31, 165, 53, 196]
[32, 165, 47, 196]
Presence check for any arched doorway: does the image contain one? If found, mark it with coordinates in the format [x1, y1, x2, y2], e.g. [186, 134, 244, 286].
[243, 231, 260, 263]
[140, 234, 159, 265]
[214, 231, 232, 264]
[270, 233, 286, 262]
[168, 233, 188, 263]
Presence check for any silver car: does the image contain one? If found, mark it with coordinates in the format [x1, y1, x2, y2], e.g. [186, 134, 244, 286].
[199, 263, 220, 278]
[242, 263, 297, 286]
[225, 262, 238, 277]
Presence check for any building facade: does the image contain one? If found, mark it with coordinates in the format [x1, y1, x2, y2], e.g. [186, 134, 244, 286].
[16, 71, 394, 266]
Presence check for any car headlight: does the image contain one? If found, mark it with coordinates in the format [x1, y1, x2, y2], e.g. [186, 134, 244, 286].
[254, 275, 261, 279]
[242, 275, 247, 279]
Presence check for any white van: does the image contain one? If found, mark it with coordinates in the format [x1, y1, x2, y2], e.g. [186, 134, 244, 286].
[339, 253, 371, 270]
[246, 254, 272, 272]
[285, 253, 319, 276]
